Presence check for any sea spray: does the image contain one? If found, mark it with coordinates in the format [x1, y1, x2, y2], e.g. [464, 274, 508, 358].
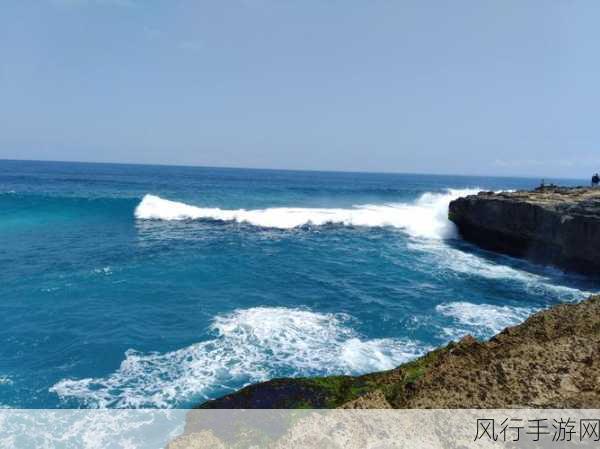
[134, 188, 481, 239]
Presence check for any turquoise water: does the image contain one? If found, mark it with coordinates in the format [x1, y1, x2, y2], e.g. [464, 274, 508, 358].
[0, 160, 597, 408]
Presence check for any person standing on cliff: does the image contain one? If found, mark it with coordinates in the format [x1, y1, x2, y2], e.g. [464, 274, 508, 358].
[592, 173, 600, 187]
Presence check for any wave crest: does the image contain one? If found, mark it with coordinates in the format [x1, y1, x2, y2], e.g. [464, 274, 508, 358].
[134, 188, 481, 239]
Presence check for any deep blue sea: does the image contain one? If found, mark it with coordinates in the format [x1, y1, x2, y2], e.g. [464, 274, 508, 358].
[0, 160, 597, 409]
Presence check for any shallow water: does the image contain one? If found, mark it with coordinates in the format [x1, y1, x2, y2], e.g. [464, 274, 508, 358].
[0, 160, 596, 408]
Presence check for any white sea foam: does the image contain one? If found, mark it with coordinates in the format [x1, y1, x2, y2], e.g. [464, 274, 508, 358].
[92, 266, 112, 276]
[436, 301, 534, 338]
[134, 189, 481, 239]
[51, 307, 427, 408]
[409, 239, 591, 301]
[0, 410, 185, 449]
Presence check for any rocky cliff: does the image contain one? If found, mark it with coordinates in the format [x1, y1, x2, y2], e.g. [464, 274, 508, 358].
[448, 186, 600, 274]
[198, 295, 600, 409]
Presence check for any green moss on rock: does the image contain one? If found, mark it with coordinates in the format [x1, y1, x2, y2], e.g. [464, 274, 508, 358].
[198, 344, 448, 409]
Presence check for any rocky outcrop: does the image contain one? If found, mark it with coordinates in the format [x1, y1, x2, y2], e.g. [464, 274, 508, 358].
[198, 295, 600, 409]
[448, 186, 600, 274]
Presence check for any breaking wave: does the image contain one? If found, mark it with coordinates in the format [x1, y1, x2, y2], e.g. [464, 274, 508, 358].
[134, 189, 481, 239]
[50, 307, 427, 408]
[436, 301, 535, 339]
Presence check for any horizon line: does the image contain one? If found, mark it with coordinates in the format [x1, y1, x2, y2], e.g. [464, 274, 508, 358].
[0, 157, 588, 182]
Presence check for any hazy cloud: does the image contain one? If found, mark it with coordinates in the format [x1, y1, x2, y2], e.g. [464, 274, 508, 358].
[142, 26, 166, 41]
[494, 157, 599, 169]
[177, 40, 204, 52]
[49, 0, 138, 8]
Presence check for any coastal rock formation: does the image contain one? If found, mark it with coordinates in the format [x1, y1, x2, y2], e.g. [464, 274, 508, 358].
[448, 186, 600, 274]
[198, 295, 600, 408]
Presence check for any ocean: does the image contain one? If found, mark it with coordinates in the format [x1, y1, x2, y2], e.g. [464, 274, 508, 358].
[0, 159, 596, 409]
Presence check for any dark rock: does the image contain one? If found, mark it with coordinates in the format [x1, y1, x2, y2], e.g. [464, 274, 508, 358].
[448, 186, 600, 274]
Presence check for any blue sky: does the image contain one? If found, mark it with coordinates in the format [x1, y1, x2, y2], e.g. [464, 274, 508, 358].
[0, 1, 598, 177]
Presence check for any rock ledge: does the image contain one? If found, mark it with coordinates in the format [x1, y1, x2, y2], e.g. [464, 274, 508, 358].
[448, 186, 600, 274]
